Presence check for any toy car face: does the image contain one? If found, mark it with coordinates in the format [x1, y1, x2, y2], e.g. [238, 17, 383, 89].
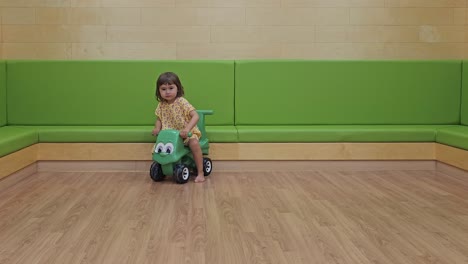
[152, 130, 188, 165]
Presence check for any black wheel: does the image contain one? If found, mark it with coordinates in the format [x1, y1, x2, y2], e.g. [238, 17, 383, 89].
[174, 164, 190, 184]
[150, 162, 165, 182]
[203, 158, 213, 176]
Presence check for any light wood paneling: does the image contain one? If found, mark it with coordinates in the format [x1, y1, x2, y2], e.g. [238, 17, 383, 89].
[106, 26, 211, 43]
[71, 43, 176, 59]
[315, 25, 466, 43]
[2, 25, 106, 42]
[141, 8, 245, 26]
[246, 8, 350, 25]
[5, 142, 468, 180]
[100, 0, 175, 8]
[36, 160, 437, 173]
[209, 143, 240, 160]
[1, 3, 467, 59]
[175, 0, 281, 7]
[71, 0, 102, 7]
[36, 142, 435, 161]
[435, 143, 468, 171]
[69, 8, 141, 25]
[37, 143, 237, 161]
[213, 160, 436, 171]
[1, 8, 35, 24]
[385, 0, 466, 7]
[454, 8, 467, 24]
[36, 8, 71, 24]
[236, 142, 435, 160]
[37, 160, 144, 172]
[0, 145, 37, 180]
[211, 26, 316, 43]
[282, 0, 384, 7]
[2, 43, 72, 59]
[177, 43, 283, 59]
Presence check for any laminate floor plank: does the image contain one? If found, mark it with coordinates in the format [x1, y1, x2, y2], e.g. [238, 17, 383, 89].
[0, 169, 468, 264]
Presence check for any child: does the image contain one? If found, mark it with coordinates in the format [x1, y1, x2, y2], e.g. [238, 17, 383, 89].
[152, 72, 205, 183]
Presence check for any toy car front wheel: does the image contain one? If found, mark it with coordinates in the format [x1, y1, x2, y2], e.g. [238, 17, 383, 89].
[150, 162, 165, 182]
[203, 158, 213, 176]
[174, 164, 190, 184]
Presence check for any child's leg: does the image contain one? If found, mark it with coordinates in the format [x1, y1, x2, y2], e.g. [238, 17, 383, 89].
[188, 138, 205, 183]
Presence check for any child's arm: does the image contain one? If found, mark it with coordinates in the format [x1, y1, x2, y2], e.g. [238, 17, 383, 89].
[180, 110, 199, 138]
[152, 118, 161, 136]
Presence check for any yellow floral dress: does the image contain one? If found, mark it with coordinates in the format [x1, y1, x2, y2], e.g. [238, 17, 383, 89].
[155, 97, 202, 141]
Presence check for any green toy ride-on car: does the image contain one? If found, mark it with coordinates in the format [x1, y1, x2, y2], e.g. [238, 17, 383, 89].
[150, 110, 213, 184]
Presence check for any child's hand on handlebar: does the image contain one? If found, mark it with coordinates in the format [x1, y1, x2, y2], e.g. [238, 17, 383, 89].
[179, 130, 192, 139]
[180, 130, 189, 138]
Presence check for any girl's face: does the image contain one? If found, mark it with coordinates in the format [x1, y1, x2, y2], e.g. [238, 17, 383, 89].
[159, 83, 178, 103]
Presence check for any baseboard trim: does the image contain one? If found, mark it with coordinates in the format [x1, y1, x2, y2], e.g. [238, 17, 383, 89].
[436, 143, 468, 171]
[3, 161, 467, 186]
[0, 145, 37, 180]
[36, 160, 437, 172]
[2, 142, 468, 180]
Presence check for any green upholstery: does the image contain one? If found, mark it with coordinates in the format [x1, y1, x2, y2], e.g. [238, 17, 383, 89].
[436, 126, 468, 151]
[462, 60, 468, 125]
[7, 60, 234, 126]
[205, 126, 238, 142]
[235, 60, 461, 125]
[2, 60, 468, 159]
[24, 126, 155, 143]
[0, 61, 6, 127]
[237, 125, 454, 142]
[0, 127, 38, 157]
[16, 125, 237, 143]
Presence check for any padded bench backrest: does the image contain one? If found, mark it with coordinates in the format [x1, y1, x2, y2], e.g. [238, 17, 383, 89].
[0, 61, 6, 127]
[462, 60, 468, 125]
[7, 60, 234, 126]
[235, 60, 461, 125]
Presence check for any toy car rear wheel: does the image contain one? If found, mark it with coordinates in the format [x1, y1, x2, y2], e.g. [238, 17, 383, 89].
[174, 164, 190, 184]
[150, 162, 165, 182]
[203, 158, 213, 176]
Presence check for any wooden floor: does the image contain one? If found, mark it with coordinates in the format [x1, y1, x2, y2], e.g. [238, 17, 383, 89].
[1, 167, 468, 264]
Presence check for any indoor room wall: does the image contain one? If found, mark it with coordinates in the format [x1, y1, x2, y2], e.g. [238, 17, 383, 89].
[0, 0, 466, 60]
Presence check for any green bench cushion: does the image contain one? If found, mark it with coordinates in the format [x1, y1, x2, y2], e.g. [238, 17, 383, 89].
[0, 61, 6, 126]
[7, 60, 234, 126]
[237, 125, 453, 142]
[205, 126, 238, 142]
[235, 60, 461, 125]
[0, 127, 38, 157]
[462, 60, 468, 125]
[14, 126, 237, 143]
[436, 126, 468, 151]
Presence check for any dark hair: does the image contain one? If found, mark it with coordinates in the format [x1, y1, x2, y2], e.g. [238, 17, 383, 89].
[155, 72, 185, 102]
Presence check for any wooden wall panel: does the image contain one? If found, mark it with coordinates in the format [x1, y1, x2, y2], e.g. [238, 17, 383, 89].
[1, 3, 466, 59]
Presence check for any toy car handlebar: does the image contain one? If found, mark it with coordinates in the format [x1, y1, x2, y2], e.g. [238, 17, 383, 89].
[197, 110, 213, 115]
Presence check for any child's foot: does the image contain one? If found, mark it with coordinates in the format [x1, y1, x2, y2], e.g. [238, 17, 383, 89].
[194, 175, 205, 183]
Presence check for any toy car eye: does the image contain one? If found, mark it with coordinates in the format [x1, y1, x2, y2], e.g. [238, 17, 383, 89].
[163, 143, 174, 154]
[155, 143, 164, 153]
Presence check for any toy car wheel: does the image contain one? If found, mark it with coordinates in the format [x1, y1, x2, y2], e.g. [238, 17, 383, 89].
[174, 164, 190, 184]
[203, 158, 213, 176]
[150, 162, 165, 182]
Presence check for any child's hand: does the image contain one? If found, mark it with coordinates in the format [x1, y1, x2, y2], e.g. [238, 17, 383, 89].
[179, 130, 189, 139]
[152, 128, 160, 136]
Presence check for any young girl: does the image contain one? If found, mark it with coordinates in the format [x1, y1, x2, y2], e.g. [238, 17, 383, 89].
[152, 72, 205, 183]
